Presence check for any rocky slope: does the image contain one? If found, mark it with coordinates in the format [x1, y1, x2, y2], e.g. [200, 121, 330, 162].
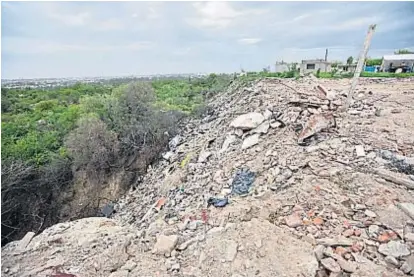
[2, 76, 414, 277]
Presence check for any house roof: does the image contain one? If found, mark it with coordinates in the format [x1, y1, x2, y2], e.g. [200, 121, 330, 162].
[383, 54, 414, 61]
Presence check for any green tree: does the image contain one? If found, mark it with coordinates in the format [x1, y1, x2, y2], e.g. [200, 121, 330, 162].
[1, 89, 11, 113]
[365, 58, 383, 66]
[347, 56, 354, 65]
[394, 49, 414, 55]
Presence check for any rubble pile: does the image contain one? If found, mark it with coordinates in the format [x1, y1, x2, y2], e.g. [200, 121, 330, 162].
[2, 77, 414, 277]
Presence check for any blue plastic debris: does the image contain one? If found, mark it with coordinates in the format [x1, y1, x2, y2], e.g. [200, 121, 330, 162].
[207, 197, 229, 207]
[231, 168, 255, 195]
[99, 203, 115, 218]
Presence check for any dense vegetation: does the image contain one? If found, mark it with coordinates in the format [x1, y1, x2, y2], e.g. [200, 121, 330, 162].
[365, 58, 383, 66]
[1, 74, 233, 245]
[394, 49, 414, 55]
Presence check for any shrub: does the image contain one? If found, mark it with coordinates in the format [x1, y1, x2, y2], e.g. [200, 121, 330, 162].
[1, 157, 73, 245]
[64, 116, 119, 172]
[35, 99, 59, 112]
[104, 82, 184, 173]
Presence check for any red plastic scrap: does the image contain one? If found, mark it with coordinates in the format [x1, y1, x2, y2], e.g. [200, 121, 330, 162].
[155, 197, 167, 210]
[201, 209, 208, 223]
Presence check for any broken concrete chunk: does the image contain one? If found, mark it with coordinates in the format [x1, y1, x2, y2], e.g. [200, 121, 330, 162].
[337, 258, 356, 273]
[153, 235, 178, 255]
[364, 210, 376, 218]
[401, 255, 414, 274]
[400, 262, 412, 274]
[178, 238, 197, 250]
[316, 237, 353, 247]
[368, 225, 380, 236]
[320, 258, 341, 273]
[234, 129, 243, 137]
[375, 169, 414, 190]
[398, 202, 414, 220]
[17, 232, 35, 252]
[355, 145, 366, 157]
[163, 151, 174, 161]
[224, 240, 238, 262]
[354, 204, 366, 210]
[405, 233, 414, 242]
[207, 227, 224, 236]
[109, 270, 129, 277]
[270, 121, 282, 128]
[263, 109, 273, 120]
[384, 255, 399, 267]
[298, 114, 335, 144]
[253, 121, 270, 134]
[198, 151, 212, 163]
[378, 241, 410, 258]
[314, 245, 325, 261]
[285, 214, 302, 228]
[242, 134, 260, 150]
[220, 135, 237, 153]
[230, 112, 265, 130]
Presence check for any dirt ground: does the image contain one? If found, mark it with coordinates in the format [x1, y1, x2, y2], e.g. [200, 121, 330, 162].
[2, 77, 414, 277]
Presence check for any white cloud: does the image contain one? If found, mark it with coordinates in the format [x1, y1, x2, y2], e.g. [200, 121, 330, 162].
[96, 18, 125, 31]
[125, 42, 153, 50]
[292, 14, 311, 22]
[49, 11, 91, 26]
[172, 47, 192, 56]
[2, 2, 412, 79]
[329, 17, 380, 31]
[292, 9, 332, 23]
[147, 7, 160, 19]
[187, 2, 266, 29]
[238, 38, 262, 45]
[125, 2, 162, 22]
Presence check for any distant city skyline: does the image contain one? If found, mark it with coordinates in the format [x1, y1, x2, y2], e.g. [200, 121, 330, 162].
[2, 1, 414, 79]
[1, 72, 210, 81]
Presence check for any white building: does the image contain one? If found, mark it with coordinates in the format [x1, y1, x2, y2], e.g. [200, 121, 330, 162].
[381, 54, 414, 72]
[300, 59, 331, 74]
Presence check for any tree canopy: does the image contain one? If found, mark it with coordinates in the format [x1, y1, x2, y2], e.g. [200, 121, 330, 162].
[394, 49, 414, 55]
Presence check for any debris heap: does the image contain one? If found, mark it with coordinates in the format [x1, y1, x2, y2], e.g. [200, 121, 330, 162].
[2, 76, 414, 277]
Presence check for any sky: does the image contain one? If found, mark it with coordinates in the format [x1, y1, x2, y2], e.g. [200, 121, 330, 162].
[1, 1, 414, 79]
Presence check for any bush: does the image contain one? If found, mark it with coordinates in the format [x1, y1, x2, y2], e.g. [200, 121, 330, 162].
[94, 82, 182, 174]
[65, 116, 119, 172]
[35, 99, 59, 112]
[1, 157, 73, 245]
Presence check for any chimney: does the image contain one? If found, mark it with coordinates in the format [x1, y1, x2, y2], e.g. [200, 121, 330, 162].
[325, 49, 328, 62]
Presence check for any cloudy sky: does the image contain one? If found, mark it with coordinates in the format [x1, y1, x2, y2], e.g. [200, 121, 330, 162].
[2, 1, 414, 79]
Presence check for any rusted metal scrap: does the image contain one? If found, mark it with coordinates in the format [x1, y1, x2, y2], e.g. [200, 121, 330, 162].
[315, 84, 328, 99]
[298, 113, 336, 145]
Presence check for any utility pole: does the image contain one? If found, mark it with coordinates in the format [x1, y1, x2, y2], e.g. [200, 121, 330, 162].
[344, 24, 376, 111]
